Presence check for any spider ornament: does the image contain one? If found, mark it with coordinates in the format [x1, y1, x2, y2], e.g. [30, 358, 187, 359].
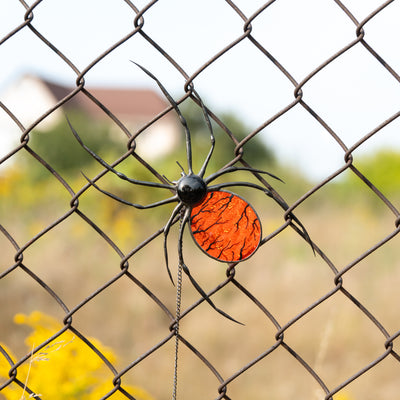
[69, 63, 310, 323]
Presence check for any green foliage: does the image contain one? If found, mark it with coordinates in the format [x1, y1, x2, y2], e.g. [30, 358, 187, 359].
[341, 150, 400, 197]
[23, 102, 274, 187]
[324, 149, 400, 210]
[10, 103, 278, 227]
[178, 100, 275, 172]
[351, 149, 400, 197]
[116, 100, 277, 209]
[24, 111, 123, 181]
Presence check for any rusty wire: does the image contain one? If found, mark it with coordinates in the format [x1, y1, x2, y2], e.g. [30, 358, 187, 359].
[1, 1, 400, 399]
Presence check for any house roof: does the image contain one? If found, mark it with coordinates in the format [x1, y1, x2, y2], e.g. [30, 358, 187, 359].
[42, 78, 171, 121]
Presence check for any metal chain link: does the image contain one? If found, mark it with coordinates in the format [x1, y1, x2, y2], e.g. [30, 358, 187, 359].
[0, 1, 399, 399]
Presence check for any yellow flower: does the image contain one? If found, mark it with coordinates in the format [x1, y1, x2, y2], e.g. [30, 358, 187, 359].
[111, 212, 135, 247]
[335, 393, 354, 400]
[0, 312, 155, 400]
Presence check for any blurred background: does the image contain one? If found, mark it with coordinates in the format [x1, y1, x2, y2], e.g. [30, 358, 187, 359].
[1, 1, 400, 400]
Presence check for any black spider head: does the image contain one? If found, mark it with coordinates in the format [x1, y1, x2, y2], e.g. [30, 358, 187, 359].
[176, 174, 207, 207]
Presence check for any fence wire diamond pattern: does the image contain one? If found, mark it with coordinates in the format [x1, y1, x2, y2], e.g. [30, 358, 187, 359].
[1, 1, 400, 400]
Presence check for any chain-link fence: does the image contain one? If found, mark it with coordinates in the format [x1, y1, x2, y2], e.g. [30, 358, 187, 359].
[1, 1, 400, 399]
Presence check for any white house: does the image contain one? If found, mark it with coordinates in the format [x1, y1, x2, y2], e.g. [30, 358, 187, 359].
[0, 74, 180, 161]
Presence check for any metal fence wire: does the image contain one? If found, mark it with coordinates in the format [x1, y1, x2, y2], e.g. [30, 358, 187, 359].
[1, 1, 400, 399]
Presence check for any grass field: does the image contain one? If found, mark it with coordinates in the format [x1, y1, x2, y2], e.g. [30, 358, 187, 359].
[1, 158, 399, 400]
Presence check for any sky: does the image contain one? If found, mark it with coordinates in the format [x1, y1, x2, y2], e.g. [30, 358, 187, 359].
[1, 0, 400, 181]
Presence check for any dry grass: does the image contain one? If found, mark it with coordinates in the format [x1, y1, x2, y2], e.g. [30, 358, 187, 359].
[1, 170, 399, 400]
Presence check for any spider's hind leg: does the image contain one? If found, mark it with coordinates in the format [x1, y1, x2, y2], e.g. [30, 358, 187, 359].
[207, 166, 316, 254]
[177, 208, 243, 325]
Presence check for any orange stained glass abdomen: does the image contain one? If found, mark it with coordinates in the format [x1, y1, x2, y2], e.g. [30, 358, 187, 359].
[190, 190, 262, 262]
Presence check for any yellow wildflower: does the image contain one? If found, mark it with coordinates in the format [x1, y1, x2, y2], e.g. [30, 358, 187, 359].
[0, 311, 154, 400]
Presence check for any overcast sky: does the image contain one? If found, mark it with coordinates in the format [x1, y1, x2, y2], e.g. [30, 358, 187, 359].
[1, 0, 399, 180]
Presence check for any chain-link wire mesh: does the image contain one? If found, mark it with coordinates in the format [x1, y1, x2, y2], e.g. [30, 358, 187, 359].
[1, 1, 400, 399]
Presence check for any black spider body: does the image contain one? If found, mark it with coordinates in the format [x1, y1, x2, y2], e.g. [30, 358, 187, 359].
[176, 174, 207, 206]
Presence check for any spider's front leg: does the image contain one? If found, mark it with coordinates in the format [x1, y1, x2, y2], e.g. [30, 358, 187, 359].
[162, 202, 184, 285]
[82, 173, 178, 209]
[177, 208, 242, 325]
[82, 174, 182, 283]
[68, 118, 172, 191]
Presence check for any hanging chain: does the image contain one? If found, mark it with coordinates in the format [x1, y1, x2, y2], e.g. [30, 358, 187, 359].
[172, 261, 183, 400]
[172, 213, 184, 400]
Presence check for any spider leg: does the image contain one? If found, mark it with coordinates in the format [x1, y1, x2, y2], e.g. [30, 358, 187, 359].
[207, 181, 276, 195]
[194, 93, 215, 178]
[132, 62, 194, 175]
[205, 166, 283, 185]
[162, 202, 184, 285]
[82, 172, 178, 209]
[67, 118, 172, 190]
[177, 208, 243, 325]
